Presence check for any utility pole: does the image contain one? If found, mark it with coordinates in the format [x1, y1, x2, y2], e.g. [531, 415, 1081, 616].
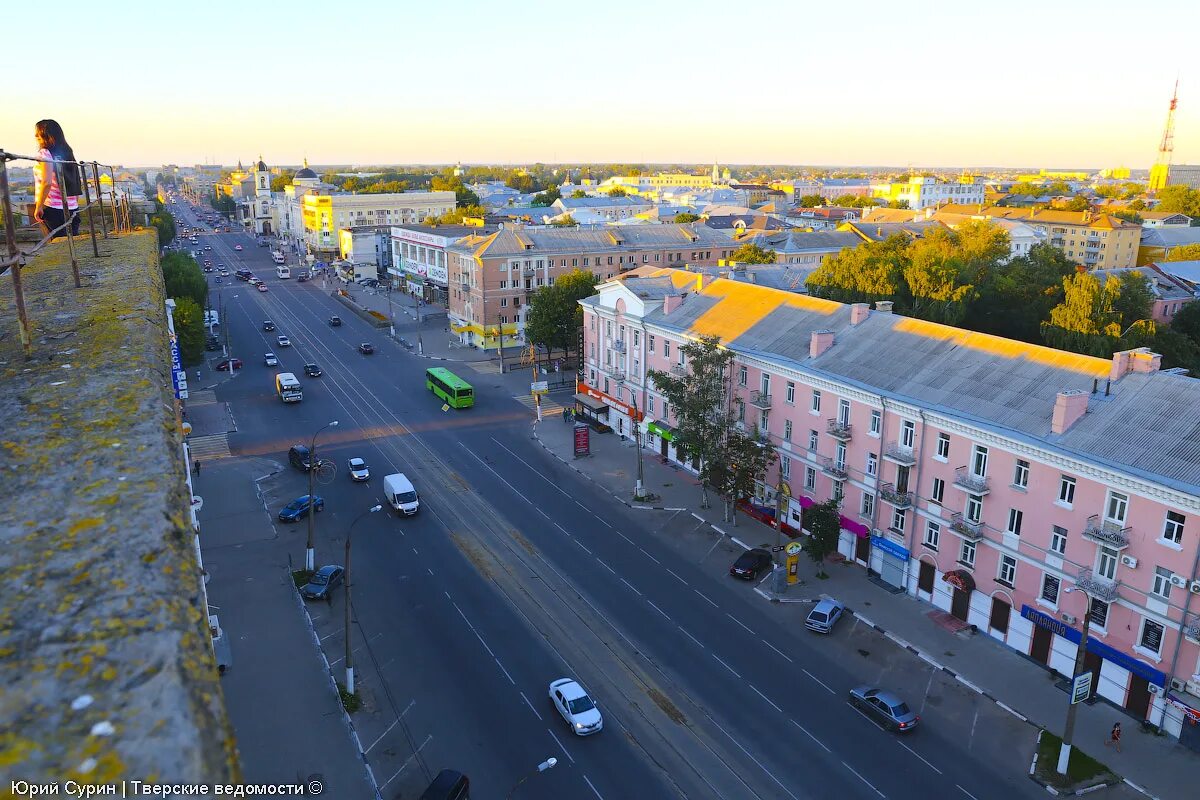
[527, 343, 542, 422]
[344, 504, 382, 696]
[305, 420, 339, 571]
[632, 395, 645, 499]
[1057, 582, 1105, 774]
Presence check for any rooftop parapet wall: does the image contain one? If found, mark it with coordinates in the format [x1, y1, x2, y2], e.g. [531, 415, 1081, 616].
[0, 232, 238, 782]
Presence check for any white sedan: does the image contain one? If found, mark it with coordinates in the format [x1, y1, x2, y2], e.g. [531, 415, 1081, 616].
[234, 244, 244, 251]
[347, 458, 370, 482]
[277, 335, 291, 347]
[549, 678, 602, 736]
[264, 352, 278, 367]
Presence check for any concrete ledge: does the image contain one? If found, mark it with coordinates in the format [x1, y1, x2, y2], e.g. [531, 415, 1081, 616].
[331, 291, 391, 328]
[0, 232, 238, 781]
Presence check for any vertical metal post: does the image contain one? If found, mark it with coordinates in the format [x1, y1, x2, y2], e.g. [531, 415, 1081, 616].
[1057, 593, 1094, 774]
[91, 163, 109, 237]
[306, 444, 317, 571]
[79, 160, 100, 257]
[106, 167, 120, 232]
[344, 526, 354, 695]
[56, 162, 81, 288]
[1, 158, 33, 356]
[633, 396, 645, 499]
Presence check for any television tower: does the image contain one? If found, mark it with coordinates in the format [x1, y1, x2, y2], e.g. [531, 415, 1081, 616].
[1149, 80, 1179, 191]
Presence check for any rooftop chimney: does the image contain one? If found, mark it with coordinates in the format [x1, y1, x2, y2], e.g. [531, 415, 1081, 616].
[850, 303, 870, 326]
[662, 293, 686, 315]
[1051, 390, 1089, 434]
[810, 329, 835, 359]
[874, 300, 894, 314]
[1111, 347, 1161, 380]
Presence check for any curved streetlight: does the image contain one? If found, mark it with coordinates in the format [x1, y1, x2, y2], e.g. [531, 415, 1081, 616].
[305, 420, 339, 570]
[1055, 579, 1113, 774]
[344, 504, 382, 695]
[505, 757, 558, 799]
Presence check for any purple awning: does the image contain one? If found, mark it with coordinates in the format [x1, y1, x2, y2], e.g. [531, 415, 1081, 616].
[840, 516, 870, 538]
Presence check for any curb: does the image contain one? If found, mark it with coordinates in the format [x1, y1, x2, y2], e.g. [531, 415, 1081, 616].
[1026, 728, 1125, 797]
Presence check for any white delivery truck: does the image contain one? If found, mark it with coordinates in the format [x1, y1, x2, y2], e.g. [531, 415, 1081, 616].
[275, 372, 303, 403]
[383, 473, 420, 515]
[271, 250, 286, 265]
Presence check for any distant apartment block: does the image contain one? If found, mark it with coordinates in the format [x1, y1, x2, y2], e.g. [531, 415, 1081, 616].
[390, 223, 497, 306]
[872, 176, 985, 210]
[1158, 165, 1200, 191]
[580, 268, 1200, 742]
[299, 191, 455, 255]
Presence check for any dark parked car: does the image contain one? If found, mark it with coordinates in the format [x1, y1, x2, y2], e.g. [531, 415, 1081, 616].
[263, 320, 276, 332]
[205, 337, 221, 351]
[296, 272, 309, 283]
[358, 342, 374, 355]
[300, 565, 344, 601]
[849, 686, 920, 732]
[419, 770, 469, 800]
[729, 548, 773, 580]
[329, 315, 342, 327]
[278, 494, 325, 522]
[288, 444, 314, 471]
[303, 363, 322, 377]
[214, 357, 243, 371]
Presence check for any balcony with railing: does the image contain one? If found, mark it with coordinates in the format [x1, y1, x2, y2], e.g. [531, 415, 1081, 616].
[953, 466, 991, 495]
[826, 418, 852, 441]
[749, 389, 772, 409]
[950, 512, 984, 541]
[522, 267, 536, 277]
[880, 483, 913, 508]
[1082, 515, 1131, 550]
[612, 339, 626, 353]
[1184, 616, 1200, 646]
[820, 456, 848, 480]
[1075, 568, 1119, 603]
[883, 443, 916, 466]
[670, 363, 687, 377]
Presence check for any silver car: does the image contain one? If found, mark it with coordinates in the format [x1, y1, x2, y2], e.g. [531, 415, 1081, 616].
[805, 598, 845, 633]
[849, 686, 920, 733]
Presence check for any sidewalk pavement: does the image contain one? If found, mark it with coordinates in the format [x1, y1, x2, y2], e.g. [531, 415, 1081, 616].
[335, 285, 493, 364]
[531, 417, 1199, 800]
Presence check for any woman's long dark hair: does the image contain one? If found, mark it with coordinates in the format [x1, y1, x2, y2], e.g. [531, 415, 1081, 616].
[36, 119, 75, 162]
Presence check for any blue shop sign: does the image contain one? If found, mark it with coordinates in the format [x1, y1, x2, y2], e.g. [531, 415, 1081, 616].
[1020, 605, 1165, 687]
[870, 534, 910, 562]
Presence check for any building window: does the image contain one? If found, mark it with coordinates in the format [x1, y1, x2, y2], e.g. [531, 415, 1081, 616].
[924, 521, 940, 550]
[866, 453, 878, 477]
[891, 508, 906, 533]
[900, 420, 915, 448]
[1097, 546, 1119, 580]
[1089, 598, 1109, 629]
[960, 539, 977, 567]
[648, 335, 655, 354]
[808, 429, 819, 451]
[805, 466, 816, 491]
[936, 433, 950, 460]
[783, 420, 792, 442]
[786, 381, 795, 404]
[737, 400, 745, 423]
[998, 555, 1017, 587]
[648, 396, 655, 415]
[1163, 511, 1185, 544]
[837, 399, 850, 426]
[781, 457, 791, 479]
[861, 493, 875, 518]
[1013, 459, 1029, 489]
[663, 341, 670, 359]
[1058, 476, 1076, 506]
[931, 477, 945, 505]
[1041, 573, 1060, 605]
[833, 481, 844, 504]
[1106, 491, 1129, 525]
[966, 494, 983, 523]
[811, 390, 821, 414]
[835, 442, 847, 470]
[1050, 525, 1067, 555]
[972, 445, 989, 477]
[1139, 619, 1165, 656]
[1006, 508, 1023, 536]
[738, 366, 747, 386]
[1151, 566, 1173, 601]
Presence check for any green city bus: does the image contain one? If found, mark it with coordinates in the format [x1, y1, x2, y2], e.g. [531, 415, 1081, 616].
[426, 367, 475, 408]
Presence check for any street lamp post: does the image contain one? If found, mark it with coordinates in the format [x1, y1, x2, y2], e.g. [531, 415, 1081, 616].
[505, 757, 558, 799]
[632, 396, 645, 499]
[305, 420, 339, 571]
[1057, 584, 1097, 775]
[344, 504, 382, 696]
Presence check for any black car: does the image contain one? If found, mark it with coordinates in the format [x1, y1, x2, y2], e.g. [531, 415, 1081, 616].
[205, 338, 221, 351]
[296, 273, 309, 283]
[359, 342, 374, 354]
[729, 548, 773, 580]
[288, 444, 314, 472]
[329, 316, 342, 327]
[303, 363, 322, 377]
[262, 320, 276, 332]
[300, 565, 344, 601]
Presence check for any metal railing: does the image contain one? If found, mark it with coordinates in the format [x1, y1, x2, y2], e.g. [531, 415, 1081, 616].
[2, 147, 138, 355]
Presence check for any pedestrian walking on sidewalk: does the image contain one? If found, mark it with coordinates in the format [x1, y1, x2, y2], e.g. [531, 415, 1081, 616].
[1104, 722, 1122, 753]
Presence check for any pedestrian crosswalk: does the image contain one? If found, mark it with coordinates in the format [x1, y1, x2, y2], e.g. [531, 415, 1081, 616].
[188, 433, 231, 461]
[512, 394, 565, 416]
[188, 389, 216, 405]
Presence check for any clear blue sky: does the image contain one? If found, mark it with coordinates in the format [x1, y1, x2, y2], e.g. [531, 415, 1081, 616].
[3, 0, 1196, 169]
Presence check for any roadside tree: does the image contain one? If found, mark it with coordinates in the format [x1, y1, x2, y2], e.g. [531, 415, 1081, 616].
[728, 243, 777, 264]
[524, 270, 598, 366]
[173, 296, 205, 366]
[801, 499, 841, 578]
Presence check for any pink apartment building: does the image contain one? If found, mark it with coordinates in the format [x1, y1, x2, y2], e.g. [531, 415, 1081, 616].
[579, 267, 1200, 747]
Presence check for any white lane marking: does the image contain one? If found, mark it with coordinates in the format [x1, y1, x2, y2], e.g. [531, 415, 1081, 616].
[841, 762, 885, 798]
[400, 699, 415, 718]
[452, 602, 496, 658]
[802, 668, 835, 694]
[679, 626, 705, 649]
[547, 728, 575, 763]
[427, 568, 433, 576]
[583, 775, 604, 800]
[489, 437, 573, 497]
[665, 567, 688, 585]
[412, 547, 419, 555]
[619, 577, 642, 596]
[763, 640, 794, 663]
[898, 740, 943, 774]
[790, 719, 831, 752]
[706, 715, 802, 800]
[725, 613, 755, 635]
[320, 630, 341, 642]
[574, 539, 593, 555]
[595, 517, 613, 529]
[364, 718, 399, 754]
[615, 530, 636, 545]
[638, 547, 660, 564]
[595, 558, 616, 574]
[693, 589, 718, 608]
[378, 734, 432, 789]
[711, 653, 741, 678]
[444, 591, 452, 600]
[646, 599, 671, 620]
[957, 785, 979, 800]
[495, 658, 515, 685]
[749, 684, 783, 713]
[521, 691, 543, 721]
[575, 500, 589, 509]
[554, 522, 572, 536]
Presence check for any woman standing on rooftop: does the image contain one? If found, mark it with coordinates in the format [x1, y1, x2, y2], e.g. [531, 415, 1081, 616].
[32, 119, 81, 239]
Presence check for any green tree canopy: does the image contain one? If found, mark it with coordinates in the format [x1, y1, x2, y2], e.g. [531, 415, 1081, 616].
[801, 499, 841, 578]
[549, 214, 577, 227]
[1156, 185, 1200, 218]
[1165, 243, 1200, 262]
[1113, 209, 1143, 224]
[532, 187, 561, 207]
[728, 243, 777, 264]
[269, 171, 296, 192]
[797, 194, 824, 208]
[832, 194, 877, 209]
[570, 189, 588, 199]
[972, 243, 1075, 342]
[1169, 300, 1200, 342]
[161, 252, 207, 307]
[1111, 271, 1154, 329]
[673, 212, 700, 223]
[150, 205, 176, 247]
[1041, 271, 1123, 356]
[607, 187, 628, 197]
[173, 296, 205, 366]
[524, 269, 598, 359]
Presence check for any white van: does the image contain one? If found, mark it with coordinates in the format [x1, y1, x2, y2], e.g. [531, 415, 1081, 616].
[383, 473, 420, 515]
[276, 265, 291, 279]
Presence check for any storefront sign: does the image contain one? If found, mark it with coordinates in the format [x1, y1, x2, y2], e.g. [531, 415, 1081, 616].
[1020, 605, 1166, 687]
[169, 334, 185, 399]
[943, 569, 977, 593]
[647, 421, 674, 442]
[870, 534, 910, 562]
[579, 383, 643, 421]
[1071, 672, 1093, 704]
[573, 423, 590, 456]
